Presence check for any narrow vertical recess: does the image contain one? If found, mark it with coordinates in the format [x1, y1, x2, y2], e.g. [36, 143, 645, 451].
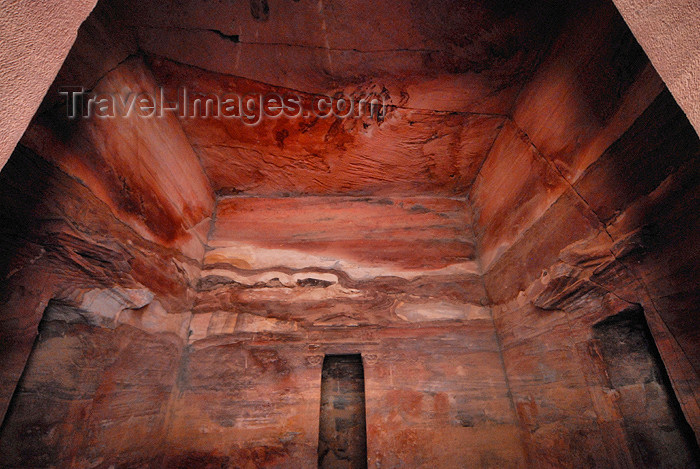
[318, 354, 367, 469]
[593, 308, 699, 466]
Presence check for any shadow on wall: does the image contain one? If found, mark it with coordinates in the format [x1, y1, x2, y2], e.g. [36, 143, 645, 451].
[318, 354, 368, 469]
[592, 307, 700, 466]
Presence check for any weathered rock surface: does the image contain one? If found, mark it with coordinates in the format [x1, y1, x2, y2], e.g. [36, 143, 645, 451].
[0, 48, 215, 435]
[161, 323, 521, 468]
[197, 196, 486, 329]
[0, 321, 183, 468]
[0, 0, 698, 467]
[148, 57, 506, 197]
[468, 2, 700, 461]
[22, 57, 214, 257]
[0, 143, 207, 426]
[122, 0, 570, 114]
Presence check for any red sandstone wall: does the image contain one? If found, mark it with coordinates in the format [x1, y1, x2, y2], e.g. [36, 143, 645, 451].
[0, 321, 183, 467]
[0, 145, 198, 461]
[159, 326, 524, 468]
[0, 192, 525, 466]
[0, 24, 214, 434]
[163, 196, 523, 466]
[470, 0, 700, 463]
[0, 0, 698, 467]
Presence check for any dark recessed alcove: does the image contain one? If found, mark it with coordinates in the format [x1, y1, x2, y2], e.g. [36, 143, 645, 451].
[318, 354, 367, 469]
[593, 308, 700, 466]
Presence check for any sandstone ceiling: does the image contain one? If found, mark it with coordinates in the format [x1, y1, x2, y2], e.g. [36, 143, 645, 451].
[123, 0, 561, 110]
[41, 0, 574, 198]
[2, 0, 700, 466]
[20, 0, 668, 276]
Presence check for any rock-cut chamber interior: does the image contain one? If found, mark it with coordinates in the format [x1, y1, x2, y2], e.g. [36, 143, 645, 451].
[0, 0, 698, 467]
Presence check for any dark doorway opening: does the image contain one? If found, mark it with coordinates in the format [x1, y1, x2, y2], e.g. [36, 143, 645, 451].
[593, 307, 699, 466]
[318, 354, 367, 469]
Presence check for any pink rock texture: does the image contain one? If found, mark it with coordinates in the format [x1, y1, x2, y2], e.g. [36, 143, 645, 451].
[0, 0, 698, 467]
[149, 56, 506, 197]
[612, 0, 700, 135]
[0, 0, 98, 170]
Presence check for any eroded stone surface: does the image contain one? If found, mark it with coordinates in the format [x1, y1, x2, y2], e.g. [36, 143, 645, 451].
[0, 0, 698, 467]
[148, 57, 505, 197]
[196, 196, 486, 330]
[22, 57, 214, 256]
[123, 0, 569, 114]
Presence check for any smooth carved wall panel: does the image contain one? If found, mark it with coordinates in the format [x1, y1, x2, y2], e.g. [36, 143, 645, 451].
[512, 0, 665, 184]
[209, 196, 477, 274]
[471, 0, 665, 274]
[0, 321, 183, 468]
